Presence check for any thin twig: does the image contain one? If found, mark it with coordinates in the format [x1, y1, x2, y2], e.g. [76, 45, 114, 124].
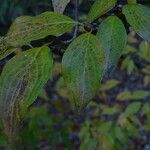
[74, 0, 79, 37]
[63, 0, 79, 44]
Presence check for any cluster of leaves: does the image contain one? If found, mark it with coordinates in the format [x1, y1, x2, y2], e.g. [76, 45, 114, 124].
[0, 0, 150, 147]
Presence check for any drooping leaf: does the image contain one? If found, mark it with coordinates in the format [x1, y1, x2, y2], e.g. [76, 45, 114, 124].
[62, 33, 105, 110]
[97, 16, 127, 73]
[0, 46, 53, 142]
[123, 4, 150, 41]
[6, 11, 76, 47]
[0, 37, 16, 60]
[87, 0, 117, 22]
[52, 0, 70, 14]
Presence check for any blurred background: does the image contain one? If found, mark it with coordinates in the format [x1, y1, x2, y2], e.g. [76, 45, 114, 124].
[0, 0, 150, 150]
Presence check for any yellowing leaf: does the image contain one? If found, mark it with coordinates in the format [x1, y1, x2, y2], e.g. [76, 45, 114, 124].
[116, 91, 133, 101]
[6, 12, 76, 47]
[0, 37, 16, 60]
[97, 16, 127, 73]
[123, 4, 150, 41]
[52, 0, 70, 14]
[87, 0, 117, 22]
[0, 46, 53, 142]
[62, 33, 105, 110]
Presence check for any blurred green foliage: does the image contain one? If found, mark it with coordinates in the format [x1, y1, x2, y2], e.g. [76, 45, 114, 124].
[0, 36, 150, 149]
[0, 0, 51, 25]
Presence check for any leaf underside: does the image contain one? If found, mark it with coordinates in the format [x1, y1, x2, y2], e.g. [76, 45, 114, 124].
[52, 0, 70, 14]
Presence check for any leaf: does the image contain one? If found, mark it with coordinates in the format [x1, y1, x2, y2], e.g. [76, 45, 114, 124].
[126, 121, 140, 136]
[62, 33, 105, 110]
[117, 91, 133, 101]
[87, 0, 117, 22]
[0, 46, 53, 142]
[6, 12, 76, 47]
[101, 104, 121, 115]
[141, 103, 150, 116]
[117, 113, 128, 128]
[123, 44, 136, 55]
[123, 4, 150, 41]
[97, 16, 127, 73]
[98, 121, 113, 134]
[125, 102, 141, 116]
[132, 90, 150, 100]
[100, 79, 120, 91]
[121, 57, 135, 75]
[117, 90, 150, 101]
[139, 41, 150, 61]
[0, 37, 16, 60]
[52, 0, 70, 14]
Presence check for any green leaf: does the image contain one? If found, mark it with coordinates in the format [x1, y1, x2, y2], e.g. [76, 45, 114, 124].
[117, 91, 133, 101]
[100, 79, 120, 91]
[62, 33, 105, 110]
[132, 90, 150, 100]
[101, 104, 121, 115]
[52, 0, 70, 14]
[121, 57, 135, 75]
[87, 0, 117, 22]
[139, 41, 150, 61]
[6, 11, 76, 47]
[0, 46, 53, 142]
[125, 102, 141, 116]
[141, 103, 150, 116]
[0, 36, 16, 60]
[126, 121, 140, 136]
[123, 4, 150, 41]
[97, 16, 127, 73]
[123, 44, 137, 55]
[117, 90, 150, 101]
